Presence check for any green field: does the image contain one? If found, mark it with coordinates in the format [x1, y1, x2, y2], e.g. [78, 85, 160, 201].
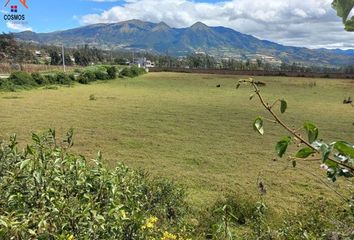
[0, 72, 353, 215]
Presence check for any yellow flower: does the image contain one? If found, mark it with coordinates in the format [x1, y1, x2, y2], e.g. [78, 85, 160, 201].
[161, 231, 177, 240]
[67, 235, 75, 240]
[142, 216, 158, 230]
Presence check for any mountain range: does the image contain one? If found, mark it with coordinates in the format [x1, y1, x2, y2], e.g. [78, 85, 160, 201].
[14, 19, 354, 67]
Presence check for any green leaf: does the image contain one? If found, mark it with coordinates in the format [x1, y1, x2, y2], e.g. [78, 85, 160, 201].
[31, 133, 41, 144]
[20, 159, 31, 170]
[333, 141, 354, 158]
[332, 0, 354, 23]
[253, 117, 264, 135]
[295, 147, 315, 159]
[304, 122, 318, 143]
[0, 218, 7, 228]
[280, 99, 287, 114]
[276, 136, 291, 158]
[320, 144, 332, 162]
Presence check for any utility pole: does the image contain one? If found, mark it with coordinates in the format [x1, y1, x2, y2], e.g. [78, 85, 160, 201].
[62, 44, 66, 72]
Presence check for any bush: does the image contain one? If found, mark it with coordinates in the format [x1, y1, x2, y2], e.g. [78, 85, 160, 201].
[0, 79, 16, 91]
[94, 70, 109, 80]
[31, 73, 47, 85]
[8, 71, 36, 86]
[68, 73, 76, 82]
[44, 74, 57, 84]
[120, 66, 146, 78]
[120, 67, 133, 77]
[107, 66, 117, 79]
[0, 130, 191, 239]
[55, 72, 71, 85]
[78, 71, 96, 84]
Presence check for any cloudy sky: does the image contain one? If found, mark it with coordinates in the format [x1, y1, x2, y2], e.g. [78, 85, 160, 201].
[1, 0, 353, 49]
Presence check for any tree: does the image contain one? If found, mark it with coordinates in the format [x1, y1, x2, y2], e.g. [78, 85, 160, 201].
[50, 50, 61, 65]
[332, 0, 354, 31]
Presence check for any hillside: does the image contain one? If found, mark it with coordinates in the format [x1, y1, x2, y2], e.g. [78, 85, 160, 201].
[14, 19, 354, 66]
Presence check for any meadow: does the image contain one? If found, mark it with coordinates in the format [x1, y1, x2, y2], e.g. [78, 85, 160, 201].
[0, 72, 353, 216]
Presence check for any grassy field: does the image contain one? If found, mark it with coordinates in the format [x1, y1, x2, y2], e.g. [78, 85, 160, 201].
[0, 72, 353, 216]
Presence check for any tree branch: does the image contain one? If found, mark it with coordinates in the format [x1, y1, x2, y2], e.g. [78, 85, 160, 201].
[239, 79, 354, 172]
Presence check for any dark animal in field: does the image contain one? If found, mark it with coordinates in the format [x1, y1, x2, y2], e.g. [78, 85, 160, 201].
[258, 181, 267, 195]
[216, 84, 221, 88]
[254, 81, 266, 86]
[343, 97, 353, 104]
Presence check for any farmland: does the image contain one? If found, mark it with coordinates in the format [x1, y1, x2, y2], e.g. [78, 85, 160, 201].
[0, 72, 353, 216]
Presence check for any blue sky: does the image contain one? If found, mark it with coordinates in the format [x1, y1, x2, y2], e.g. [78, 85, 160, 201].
[0, 0, 123, 32]
[1, 0, 353, 49]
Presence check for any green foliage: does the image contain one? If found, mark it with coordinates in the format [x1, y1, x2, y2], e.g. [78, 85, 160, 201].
[304, 122, 319, 144]
[8, 71, 36, 86]
[44, 74, 57, 84]
[332, 0, 354, 31]
[197, 196, 262, 239]
[107, 66, 117, 79]
[78, 71, 96, 84]
[295, 147, 315, 158]
[31, 73, 47, 85]
[276, 136, 291, 158]
[0, 79, 16, 91]
[253, 117, 264, 135]
[280, 99, 287, 114]
[120, 66, 146, 78]
[0, 130, 190, 239]
[55, 72, 72, 85]
[94, 70, 109, 80]
[276, 198, 354, 240]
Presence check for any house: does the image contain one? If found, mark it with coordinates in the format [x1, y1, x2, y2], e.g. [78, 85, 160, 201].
[34, 50, 42, 57]
[132, 57, 155, 68]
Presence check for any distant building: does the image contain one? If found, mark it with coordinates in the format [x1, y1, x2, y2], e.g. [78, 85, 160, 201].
[34, 50, 42, 57]
[132, 57, 155, 68]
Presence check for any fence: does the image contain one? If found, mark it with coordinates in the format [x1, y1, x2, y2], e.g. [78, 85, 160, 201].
[149, 67, 354, 79]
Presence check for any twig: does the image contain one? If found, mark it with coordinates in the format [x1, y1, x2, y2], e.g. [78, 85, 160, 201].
[239, 79, 354, 172]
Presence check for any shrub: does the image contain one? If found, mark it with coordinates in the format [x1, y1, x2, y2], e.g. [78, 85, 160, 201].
[78, 71, 96, 84]
[68, 73, 76, 82]
[55, 72, 71, 85]
[0, 130, 191, 239]
[120, 67, 133, 77]
[197, 195, 262, 239]
[0, 79, 16, 91]
[8, 71, 36, 86]
[44, 74, 57, 84]
[107, 66, 117, 79]
[31, 73, 47, 85]
[93, 70, 109, 80]
[120, 66, 146, 78]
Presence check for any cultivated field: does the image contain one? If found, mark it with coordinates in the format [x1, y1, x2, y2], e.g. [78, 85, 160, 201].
[0, 72, 353, 216]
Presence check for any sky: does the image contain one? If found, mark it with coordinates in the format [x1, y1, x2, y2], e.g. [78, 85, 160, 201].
[0, 0, 353, 49]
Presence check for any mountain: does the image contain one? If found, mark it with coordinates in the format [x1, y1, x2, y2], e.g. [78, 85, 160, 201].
[14, 19, 354, 66]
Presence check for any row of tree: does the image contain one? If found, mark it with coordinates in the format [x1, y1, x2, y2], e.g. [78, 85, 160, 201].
[0, 33, 353, 73]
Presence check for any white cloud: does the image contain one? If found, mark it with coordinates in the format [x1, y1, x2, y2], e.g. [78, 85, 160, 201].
[79, 0, 354, 49]
[6, 22, 32, 31]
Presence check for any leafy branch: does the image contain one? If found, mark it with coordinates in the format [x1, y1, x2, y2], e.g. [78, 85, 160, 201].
[332, 0, 354, 31]
[237, 78, 354, 182]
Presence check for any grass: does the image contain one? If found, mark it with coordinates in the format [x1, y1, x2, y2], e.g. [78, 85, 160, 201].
[0, 72, 353, 216]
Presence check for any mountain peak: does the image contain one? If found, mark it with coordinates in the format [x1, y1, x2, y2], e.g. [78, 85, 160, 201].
[190, 21, 209, 30]
[152, 21, 171, 32]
